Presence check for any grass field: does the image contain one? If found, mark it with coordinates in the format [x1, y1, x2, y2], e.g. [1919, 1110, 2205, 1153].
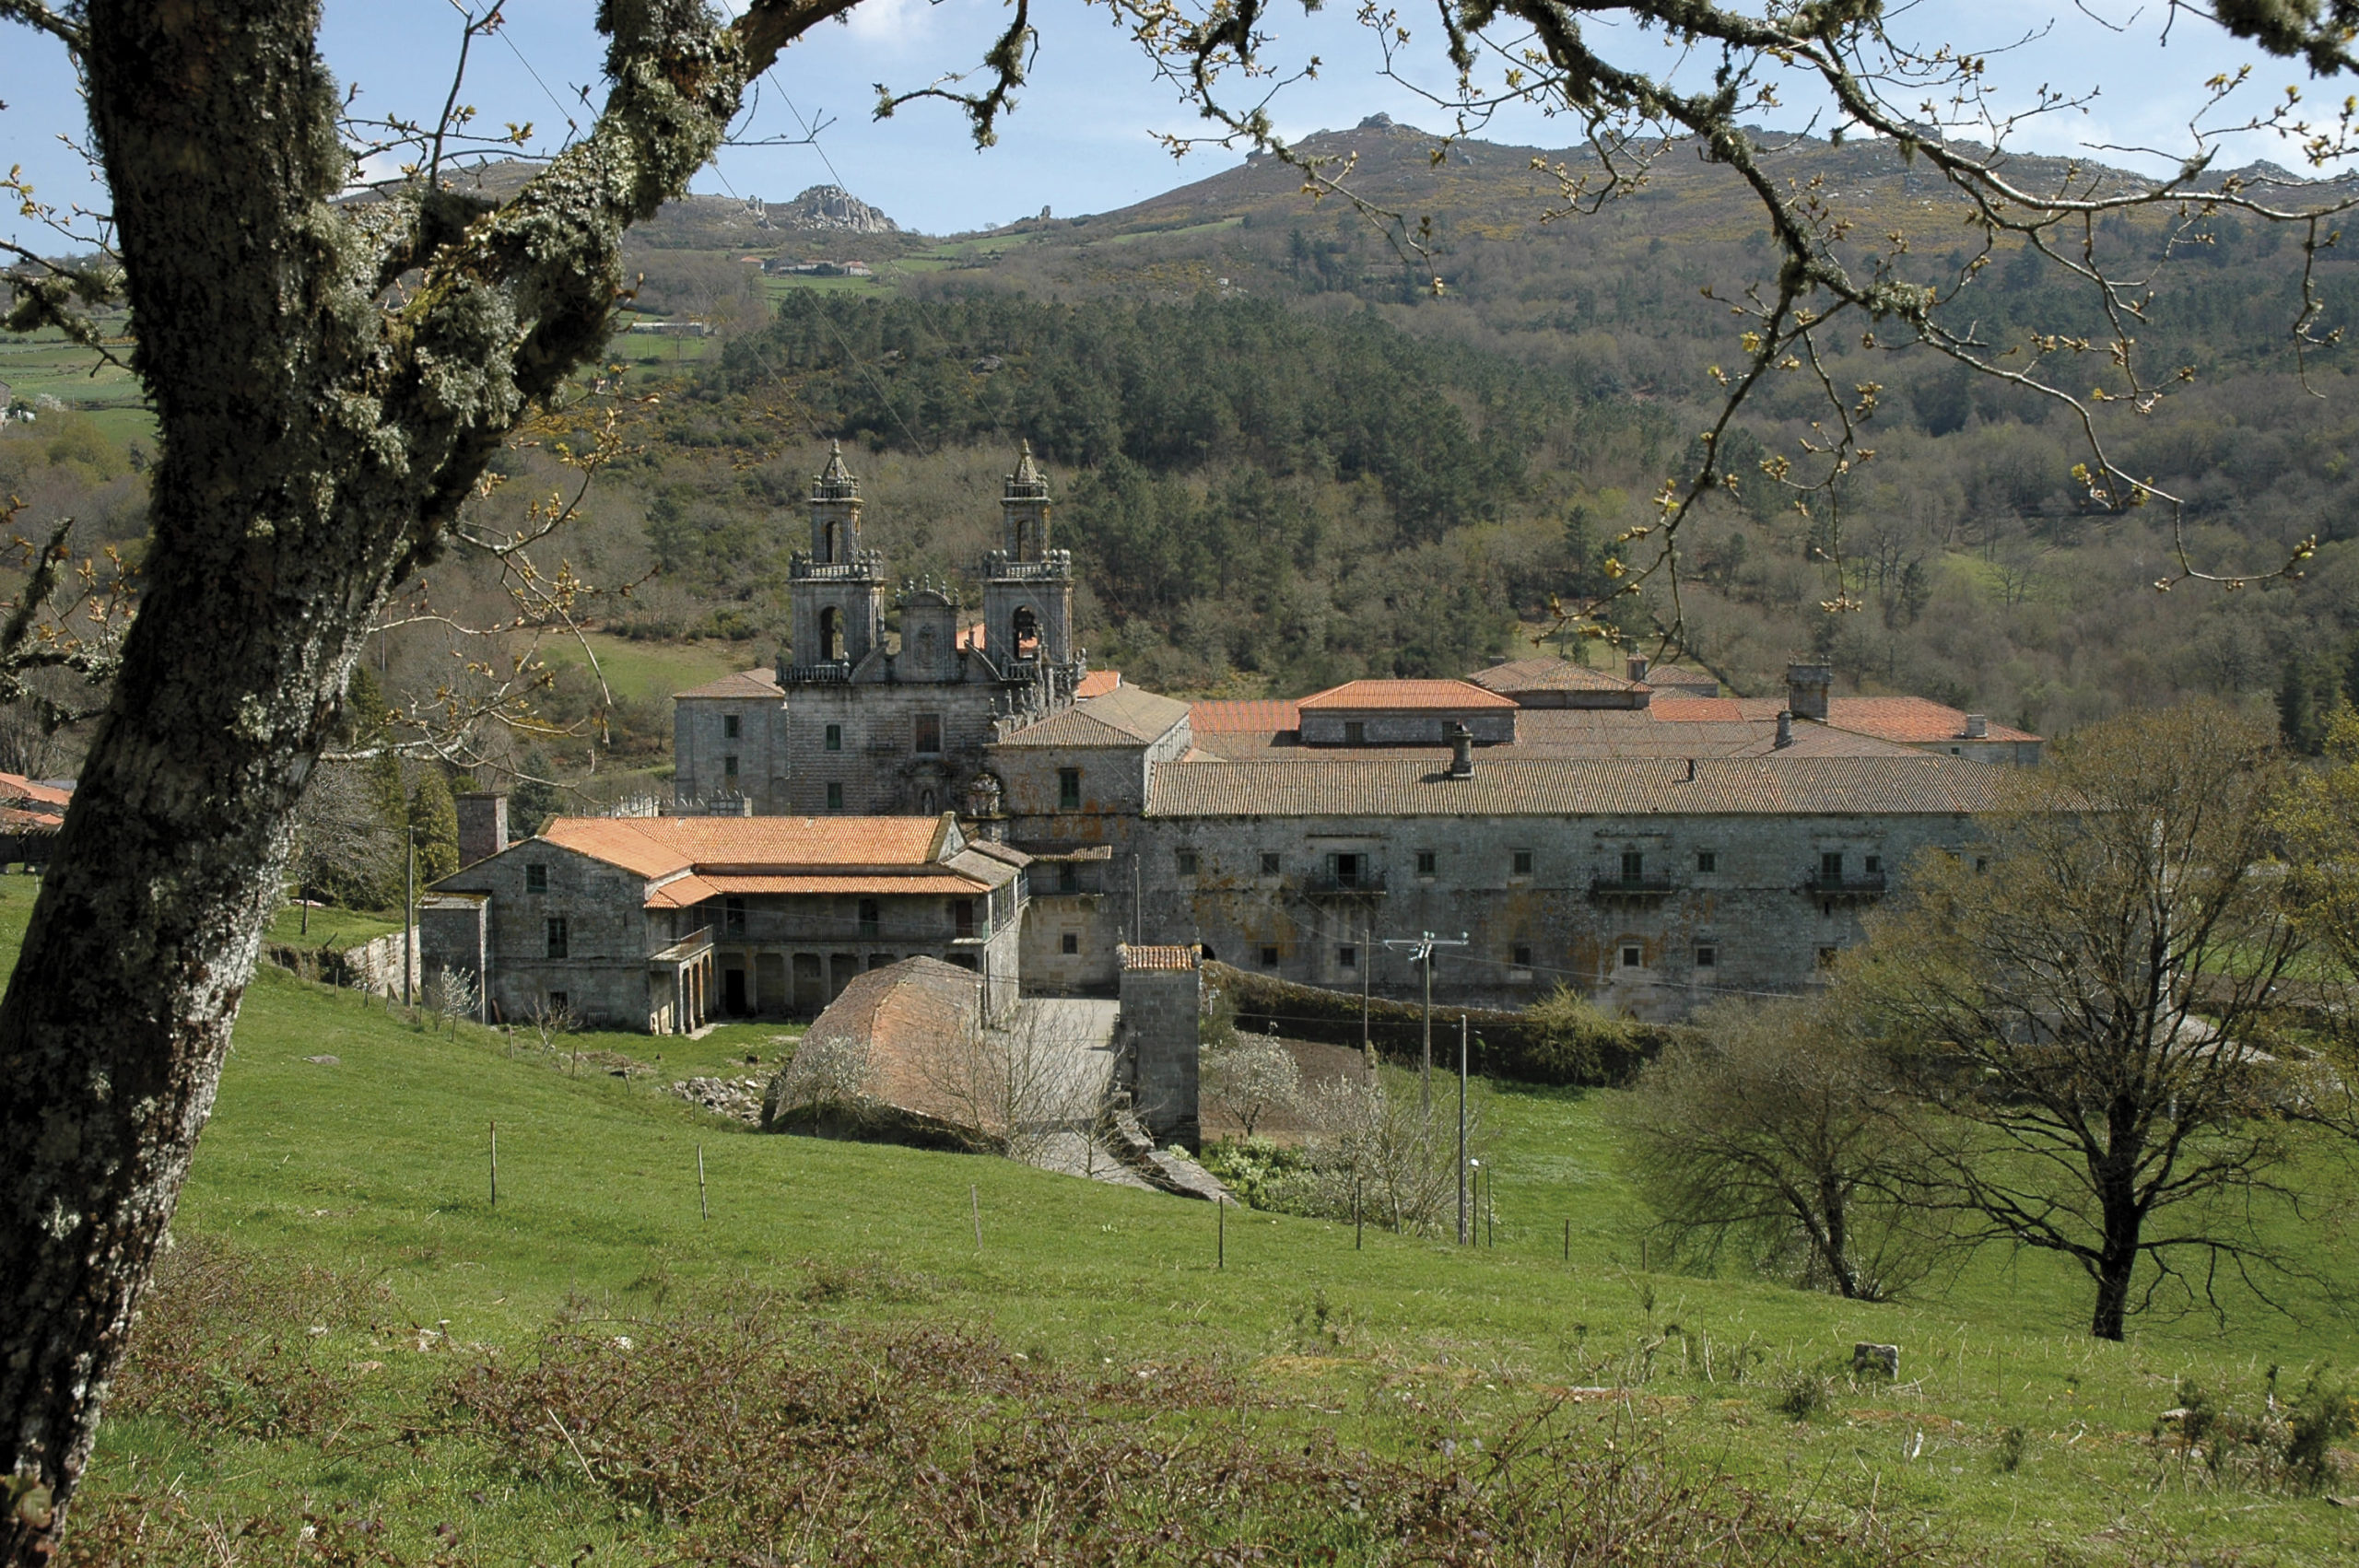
[35, 875, 2359, 1563]
[535, 629, 749, 704]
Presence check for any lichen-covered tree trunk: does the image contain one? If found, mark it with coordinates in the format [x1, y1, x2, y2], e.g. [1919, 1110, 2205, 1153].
[0, 2, 829, 1558]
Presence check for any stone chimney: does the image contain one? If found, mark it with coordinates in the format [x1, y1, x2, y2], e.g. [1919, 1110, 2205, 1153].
[1775, 710, 1794, 749]
[1626, 653, 1649, 683]
[454, 791, 508, 868]
[1785, 662, 1833, 721]
[1448, 722, 1474, 778]
[1964, 713, 1989, 739]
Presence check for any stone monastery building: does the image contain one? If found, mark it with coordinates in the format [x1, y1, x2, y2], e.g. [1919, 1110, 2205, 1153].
[433, 443, 2036, 1033]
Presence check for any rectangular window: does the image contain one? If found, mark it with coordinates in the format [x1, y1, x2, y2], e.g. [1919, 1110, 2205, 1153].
[1175, 848, 1200, 876]
[1260, 851, 1282, 876]
[1620, 943, 1642, 969]
[1821, 850, 1845, 881]
[858, 898, 880, 938]
[1338, 944, 1358, 970]
[547, 989, 567, 1010]
[1620, 848, 1644, 880]
[1863, 854, 1882, 875]
[1260, 945, 1280, 968]
[953, 899, 976, 939]
[1332, 851, 1360, 888]
[1696, 944, 1718, 969]
[525, 863, 547, 895]
[1975, 857, 1989, 873]
[1512, 848, 1534, 877]
[1057, 767, 1081, 810]
[722, 714, 741, 740]
[1817, 945, 1839, 968]
[1057, 862, 1078, 895]
[1512, 943, 1532, 969]
[1060, 931, 1079, 955]
[1344, 720, 1366, 745]
[1696, 850, 1717, 874]
[546, 917, 569, 959]
[824, 723, 842, 752]
[1416, 849, 1437, 876]
[826, 781, 844, 811]
[914, 712, 944, 755]
[723, 755, 738, 778]
[724, 896, 745, 938]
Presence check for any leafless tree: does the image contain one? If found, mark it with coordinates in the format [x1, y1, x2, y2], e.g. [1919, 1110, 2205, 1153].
[286, 760, 398, 936]
[1297, 1069, 1487, 1238]
[1617, 996, 1943, 1302]
[1849, 702, 2309, 1340]
[922, 1004, 1110, 1164]
[1203, 1032, 1303, 1140]
[2271, 707, 2359, 1136]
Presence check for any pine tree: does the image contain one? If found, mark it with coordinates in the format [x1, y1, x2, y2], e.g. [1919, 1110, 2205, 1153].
[408, 768, 460, 884]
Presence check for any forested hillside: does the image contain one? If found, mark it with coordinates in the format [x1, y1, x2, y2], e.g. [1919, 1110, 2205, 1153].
[11, 122, 2359, 776]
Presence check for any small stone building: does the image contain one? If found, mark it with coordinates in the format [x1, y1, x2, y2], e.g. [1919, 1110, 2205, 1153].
[424, 812, 1026, 1032]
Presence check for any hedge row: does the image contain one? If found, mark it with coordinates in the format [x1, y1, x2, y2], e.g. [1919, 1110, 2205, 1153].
[1202, 962, 1694, 1087]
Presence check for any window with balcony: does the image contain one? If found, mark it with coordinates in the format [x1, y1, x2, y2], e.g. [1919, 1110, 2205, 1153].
[1620, 848, 1644, 880]
[722, 713, 741, 739]
[1330, 851, 1362, 888]
[546, 917, 569, 959]
[1821, 850, 1845, 881]
[1058, 767, 1081, 810]
[525, 863, 547, 895]
[914, 712, 944, 755]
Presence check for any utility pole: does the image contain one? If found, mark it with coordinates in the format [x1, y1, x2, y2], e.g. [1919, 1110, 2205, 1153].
[403, 821, 415, 1010]
[1360, 915, 1371, 1054]
[1382, 931, 1466, 1111]
[1457, 1014, 1470, 1245]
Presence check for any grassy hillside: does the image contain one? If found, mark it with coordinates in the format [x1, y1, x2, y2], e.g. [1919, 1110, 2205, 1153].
[26, 877, 2355, 1562]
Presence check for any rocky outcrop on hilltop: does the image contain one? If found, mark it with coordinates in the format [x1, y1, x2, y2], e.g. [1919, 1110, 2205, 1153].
[779, 184, 898, 234]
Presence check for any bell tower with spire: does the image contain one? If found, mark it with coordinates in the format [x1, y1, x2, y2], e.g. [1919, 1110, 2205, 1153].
[981, 441, 1075, 692]
[785, 441, 885, 673]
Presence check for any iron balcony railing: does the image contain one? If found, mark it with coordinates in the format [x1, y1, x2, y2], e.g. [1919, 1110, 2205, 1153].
[651, 925, 713, 965]
[1801, 871, 1888, 895]
[1588, 874, 1680, 898]
[780, 661, 854, 685]
[1302, 872, 1387, 897]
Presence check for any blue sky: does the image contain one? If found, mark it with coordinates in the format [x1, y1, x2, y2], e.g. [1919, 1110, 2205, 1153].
[2, 0, 2345, 245]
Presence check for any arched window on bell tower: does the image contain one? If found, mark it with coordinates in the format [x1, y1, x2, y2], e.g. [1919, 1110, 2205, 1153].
[819, 605, 843, 661]
[1011, 605, 1039, 659]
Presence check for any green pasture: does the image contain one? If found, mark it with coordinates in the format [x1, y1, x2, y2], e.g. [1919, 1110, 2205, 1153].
[27, 872, 2356, 1562]
[1, 326, 156, 444]
[534, 629, 747, 704]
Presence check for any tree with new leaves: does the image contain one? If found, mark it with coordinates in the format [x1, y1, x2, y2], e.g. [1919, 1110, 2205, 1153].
[1847, 703, 2307, 1340]
[5, 0, 2359, 1556]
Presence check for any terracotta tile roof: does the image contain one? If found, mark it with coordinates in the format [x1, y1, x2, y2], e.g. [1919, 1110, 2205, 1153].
[1825, 696, 2040, 744]
[1297, 678, 1520, 711]
[1467, 658, 1646, 695]
[995, 686, 1191, 748]
[1190, 699, 1301, 733]
[0, 804, 63, 833]
[644, 874, 721, 908]
[1075, 669, 1123, 698]
[0, 771, 72, 809]
[696, 872, 988, 896]
[543, 814, 948, 875]
[1120, 942, 1202, 970]
[1639, 663, 1721, 696]
[1185, 706, 1919, 763]
[1147, 755, 2013, 817]
[1649, 697, 1746, 722]
[674, 668, 782, 700]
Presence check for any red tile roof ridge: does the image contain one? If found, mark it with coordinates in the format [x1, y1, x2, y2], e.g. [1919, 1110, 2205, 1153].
[1120, 942, 1202, 970]
[1298, 678, 1520, 710]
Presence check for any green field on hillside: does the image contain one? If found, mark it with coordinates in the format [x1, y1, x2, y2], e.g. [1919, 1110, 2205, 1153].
[534, 630, 748, 704]
[30, 875, 2359, 1563]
